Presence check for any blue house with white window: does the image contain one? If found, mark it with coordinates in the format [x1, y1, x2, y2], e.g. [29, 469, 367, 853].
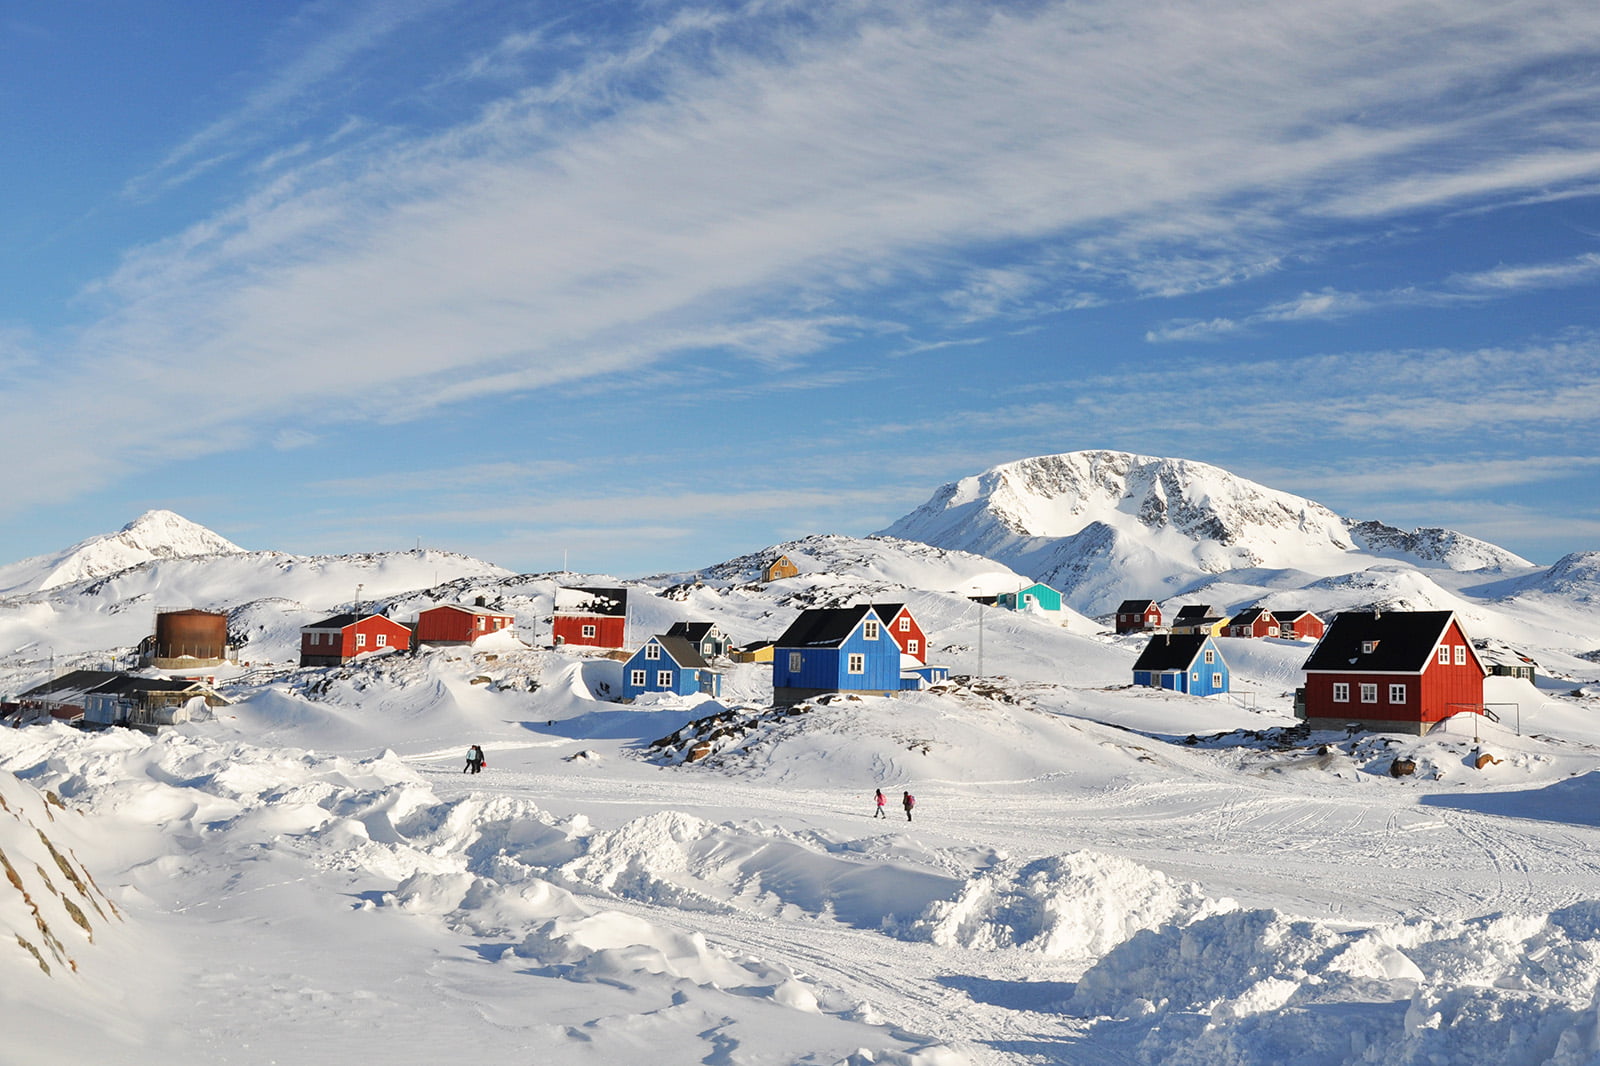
[1131, 633, 1230, 696]
[622, 635, 722, 700]
[772, 605, 902, 705]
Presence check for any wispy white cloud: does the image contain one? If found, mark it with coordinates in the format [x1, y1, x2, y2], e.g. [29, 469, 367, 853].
[10, 0, 1600, 523]
[1148, 251, 1600, 339]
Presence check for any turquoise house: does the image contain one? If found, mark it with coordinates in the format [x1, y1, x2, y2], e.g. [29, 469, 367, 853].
[997, 582, 1063, 614]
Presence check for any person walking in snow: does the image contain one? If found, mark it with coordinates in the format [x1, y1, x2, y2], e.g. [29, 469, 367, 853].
[874, 788, 886, 818]
[464, 745, 486, 774]
[902, 790, 915, 822]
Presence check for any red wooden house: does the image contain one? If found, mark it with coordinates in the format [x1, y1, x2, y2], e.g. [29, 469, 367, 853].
[417, 599, 515, 645]
[1115, 599, 1163, 633]
[300, 613, 412, 666]
[1300, 610, 1485, 735]
[1276, 610, 1326, 641]
[871, 603, 928, 663]
[1224, 607, 1280, 638]
[552, 587, 628, 649]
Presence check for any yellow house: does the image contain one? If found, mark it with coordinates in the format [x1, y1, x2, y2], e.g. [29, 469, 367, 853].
[761, 555, 799, 583]
[730, 640, 775, 664]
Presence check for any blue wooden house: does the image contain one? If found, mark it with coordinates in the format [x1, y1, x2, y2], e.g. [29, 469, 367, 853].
[622, 636, 722, 700]
[1131, 633, 1230, 696]
[997, 582, 1064, 614]
[772, 605, 902, 705]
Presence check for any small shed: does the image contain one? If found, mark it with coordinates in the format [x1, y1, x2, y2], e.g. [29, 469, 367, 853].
[997, 583, 1063, 614]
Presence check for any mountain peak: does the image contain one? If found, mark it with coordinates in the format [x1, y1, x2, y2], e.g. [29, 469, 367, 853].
[879, 449, 1530, 612]
[0, 511, 246, 595]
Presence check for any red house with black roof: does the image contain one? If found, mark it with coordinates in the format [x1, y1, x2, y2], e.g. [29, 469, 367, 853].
[871, 603, 928, 664]
[300, 613, 412, 666]
[1276, 609, 1326, 641]
[1224, 607, 1280, 639]
[1115, 599, 1163, 634]
[1300, 610, 1485, 735]
[552, 587, 628, 649]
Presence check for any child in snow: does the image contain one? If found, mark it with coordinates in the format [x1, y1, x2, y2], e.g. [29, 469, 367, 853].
[874, 788, 886, 818]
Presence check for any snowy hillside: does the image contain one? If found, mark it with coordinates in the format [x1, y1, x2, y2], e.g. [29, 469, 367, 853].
[2, 502, 1600, 1064]
[880, 451, 1535, 613]
[0, 510, 246, 596]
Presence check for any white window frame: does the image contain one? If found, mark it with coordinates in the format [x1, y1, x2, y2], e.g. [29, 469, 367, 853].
[582, 624, 596, 638]
[1437, 646, 1450, 665]
[630, 670, 646, 687]
[1212, 673, 1223, 688]
[656, 670, 673, 688]
[1389, 683, 1407, 704]
[898, 617, 910, 632]
[863, 621, 880, 640]
[376, 634, 387, 647]
[645, 644, 660, 660]
[847, 653, 865, 675]
[1363, 641, 1378, 655]
[907, 639, 919, 656]
[477, 617, 485, 630]
[355, 632, 366, 648]
[789, 652, 802, 673]
[1360, 683, 1378, 704]
[1204, 649, 1215, 664]
[1333, 682, 1349, 703]
[1454, 645, 1467, 665]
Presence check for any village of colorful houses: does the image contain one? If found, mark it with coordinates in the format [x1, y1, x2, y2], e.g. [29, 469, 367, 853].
[2, 546, 1543, 740]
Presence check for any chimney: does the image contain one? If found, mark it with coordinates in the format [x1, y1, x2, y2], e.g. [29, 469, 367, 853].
[475, 595, 487, 607]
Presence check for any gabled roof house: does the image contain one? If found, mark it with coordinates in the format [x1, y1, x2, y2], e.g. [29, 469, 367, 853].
[1132, 633, 1230, 697]
[622, 636, 722, 700]
[1299, 610, 1485, 735]
[772, 605, 901, 705]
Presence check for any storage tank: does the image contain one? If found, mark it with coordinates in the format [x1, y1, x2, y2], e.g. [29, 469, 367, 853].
[151, 609, 230, 666]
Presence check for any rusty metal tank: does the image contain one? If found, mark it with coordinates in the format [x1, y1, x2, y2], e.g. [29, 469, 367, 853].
[152, 609, 229, 664]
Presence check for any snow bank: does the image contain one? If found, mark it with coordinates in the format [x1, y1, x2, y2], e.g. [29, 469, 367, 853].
[1071, 903, 1600, 1065]
[910, 851, 1231, 958]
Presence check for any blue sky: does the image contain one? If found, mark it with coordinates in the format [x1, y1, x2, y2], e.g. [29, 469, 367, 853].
[3, 0, 1599, 575]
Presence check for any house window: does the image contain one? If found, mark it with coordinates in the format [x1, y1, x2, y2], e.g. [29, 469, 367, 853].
[1389, 683, 1407, 704]
[477, 617, 485, 630]
[657, 670, 673, 687]
[582, 624, 596, 638]
[1333, 683, 1349, 702]
[908, 639, 920, 656]
[1438, 646, 1450, 665]
[1268, 626, 1279, 636]
[1362, 641, 1378, 654]
[1454, 645, 1467, 666]
[376, 634, 387, 647]
[631, 670, 646, 687]
[645, 644, 660, 660]
[848, 653, 865, 674]
[864, 621, 880, 640]
[1204, 649, 1215, 664]
[789, 652, 802, 673]
[898, 618, 910, 632]
[1212, 673, 1222, 687]
[356, 633, 367, 648]
[1360, 683, 1378, 703]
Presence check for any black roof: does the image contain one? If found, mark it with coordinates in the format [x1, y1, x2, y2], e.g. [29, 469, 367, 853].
[1173, 604, 1220, 621]
[1229, 607, 1273, 626]
[665, 621, 720, 644]
[554, 586, 628, 617]
[646, 635, 711, 669]
[1131, 632, 1214, 672]
[1275, 608, 1321, 621]
[870, 603, 907, 621]
[19, 670, 123, 700]
[774, 605, 880, 649]
[1117, 599, 1158, 613]
[1302, 611, 1461, 673]
[306, 613, 360, 630]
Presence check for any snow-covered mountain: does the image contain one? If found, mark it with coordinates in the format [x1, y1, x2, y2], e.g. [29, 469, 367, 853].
[0, 510, 246, 596]
[879, 451, 1533, 614]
